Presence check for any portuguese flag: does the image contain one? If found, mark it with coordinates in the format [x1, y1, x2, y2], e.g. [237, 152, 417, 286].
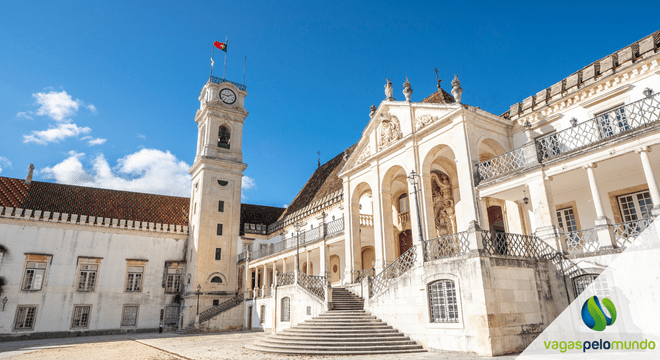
[214, 41, 227, 52]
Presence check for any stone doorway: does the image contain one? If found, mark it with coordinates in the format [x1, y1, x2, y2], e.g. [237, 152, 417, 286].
[487, 205, 507, 255]
[329, 255, 341, 284]
[247, 306, 252, 330]
[398, 230, 412, 256]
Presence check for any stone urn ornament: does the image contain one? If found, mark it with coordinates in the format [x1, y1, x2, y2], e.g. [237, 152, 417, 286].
[369, 105, 377, 118]
[384, 78, 394, 101]
[403, 77, 413, 102]
[451, 74, 463, 103]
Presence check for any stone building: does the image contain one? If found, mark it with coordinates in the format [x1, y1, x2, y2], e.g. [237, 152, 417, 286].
[1, 30, 660, 356]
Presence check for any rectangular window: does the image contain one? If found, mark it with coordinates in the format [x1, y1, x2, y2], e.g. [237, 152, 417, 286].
[71, 305, 91, 328]
[14, 306, 37, 330]
[121, 305, 138, 326]
[217, 224, 223, 235]
[556, 207, 578, 233]
[244, 244, 252, 252]
[22, 262, 46, 291]
[125, 266, 143, 292]
[77, 264, 98, 292]
[215, 248, 222, 260]
[164, 306, 178, 325]
[617, 190, 653, 222]
[213, 299, 220, 306]
[218, 200, 224, 212]
[166, 268, 182, 293]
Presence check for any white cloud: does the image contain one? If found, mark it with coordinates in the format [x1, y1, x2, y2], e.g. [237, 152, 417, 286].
[16, 111, 33, 120]
[242, 176, 256, 190]
[86, 104, 97, 114]
[137, 134, 146, 139]
[33, 90, 82, 121]
[40, 149, 192, 197]
[23, 122, 92, 145]
[87, 137, 107, 146]
[0, 156, 11, 174]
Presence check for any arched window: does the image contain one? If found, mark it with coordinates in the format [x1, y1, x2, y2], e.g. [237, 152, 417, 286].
[281, 297, 290, 322]
[398, 193, 409, 213]
[260, 305, 266, 324]
[218, 126, 230, 149]
[211, 276, 223, 283]
[428, 279, 459, 323]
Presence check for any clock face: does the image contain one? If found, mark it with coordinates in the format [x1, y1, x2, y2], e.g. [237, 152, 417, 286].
[220, 89, 236, 104]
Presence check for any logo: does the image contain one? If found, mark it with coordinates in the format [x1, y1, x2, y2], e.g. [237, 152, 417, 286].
[581, 296, 617, 331]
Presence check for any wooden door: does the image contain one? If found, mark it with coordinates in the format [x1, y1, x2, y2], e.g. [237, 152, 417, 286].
[247, 306, 252, 330]
[398, 230, 412, 256]
[487, 205, 507, 255]
[329, 255, 341, 284]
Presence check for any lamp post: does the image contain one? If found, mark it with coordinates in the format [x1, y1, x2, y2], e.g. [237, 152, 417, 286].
[294, 221, 303, 271]
[196, 284, 201, 316]
[1, 297, 7, 312]
[407, 170, 424, 243]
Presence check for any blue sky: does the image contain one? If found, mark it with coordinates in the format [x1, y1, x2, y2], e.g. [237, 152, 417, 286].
[1, 1, 658, 207]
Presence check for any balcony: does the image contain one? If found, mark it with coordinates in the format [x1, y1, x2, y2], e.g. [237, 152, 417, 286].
[477, 93, 660, 183]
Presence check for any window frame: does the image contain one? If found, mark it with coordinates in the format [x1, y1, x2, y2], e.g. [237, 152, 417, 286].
[125, 266, 144, 292]
[217, 224, 223, 236]
[423, 274, 463, 329]
[280, 297, 291, 322]
[121, 305, 139, 327]
[617, 189, 653, 222]
[218, 200, 224, 212]
[260, 305, 266, 324]
[164, 306, 179, 325]
[14, 305, 38, 331]
[215, 248, 222, 261]
[71, 305, 91, 329]
[77, 263, 98, 292]
[165, 267, 182, 294]
[21, 261, 47, 292]
[218, 125, 231, 149]
[428, 279, 460, 324]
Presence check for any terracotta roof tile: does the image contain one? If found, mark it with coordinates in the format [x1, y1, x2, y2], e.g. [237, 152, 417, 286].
[240, 203, 286, 234]
[0, 177, 29, 208]
[421, 88, 456, 104]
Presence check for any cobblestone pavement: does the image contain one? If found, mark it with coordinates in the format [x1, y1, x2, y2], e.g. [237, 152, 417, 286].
[0, 331, 519, 360]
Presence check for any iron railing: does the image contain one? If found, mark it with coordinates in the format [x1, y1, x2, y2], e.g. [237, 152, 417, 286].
[565, 228, 600, 254]
[480, 231, 540, 258]
[477, 146, 527, 181]
[614, 218, 654, 248]
[199, 293, 244, 323]
[297, 271, 328, 301]
[277, 271, 295, 286]
[369, 245, 417, 297]
[355, 268, 375, 282]
[326, 217, 344, 236]
[422, 231, 470, 262]
[208, 76, 247, 91]
[237, 252, 247, 263]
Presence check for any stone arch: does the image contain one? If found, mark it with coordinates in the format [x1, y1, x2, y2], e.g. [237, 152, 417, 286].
[361, 246, 375, 270]
[218, 124, 231, 149]
[477, 137, 506, 162]
[380, 165, 410, 265]
[206, 272, 227, 284]
[421, 144, 459, 238]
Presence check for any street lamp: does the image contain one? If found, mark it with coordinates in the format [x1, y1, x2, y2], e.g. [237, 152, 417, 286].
[407, 170, 424, 243]
[196, 284, 201, 316]
[1, 297, 7, 312]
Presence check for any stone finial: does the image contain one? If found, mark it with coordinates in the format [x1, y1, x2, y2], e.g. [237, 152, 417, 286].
[369, 105, 377, 118]
[402, 77, 413, 102]
[25, 164, 34, 185]
[343, 148, 351, 161]
[451, 75, 462, 103]
[384, 78, 394, 101]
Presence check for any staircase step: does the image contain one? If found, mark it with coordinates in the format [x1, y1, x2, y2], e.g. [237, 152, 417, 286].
[246, 344, 425, 355]
[270, 335, 411, 342]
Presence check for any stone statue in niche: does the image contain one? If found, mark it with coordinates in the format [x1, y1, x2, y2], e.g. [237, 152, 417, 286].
[384, 78, 394, 101]
[430, 171, 455, 237]
[378, 112, 402, 150]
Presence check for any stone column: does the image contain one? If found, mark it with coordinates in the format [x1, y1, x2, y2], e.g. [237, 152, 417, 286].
[320, 240, 327, 278]
[584, 163, 616, 249]
[344, 202, 360, 283]
[636, 147, 660, 215]
[421, 174, 435, 240]
[379, 190, 396, 266]
[263, 264, 268, 292]
[305, 250, 310, 274]
[283, 258, 287, 273]
[527, 172, 564, 252]
[271, 262, 276, 287]
[244, 258, 250, 298]
[370, 187, 385, 273]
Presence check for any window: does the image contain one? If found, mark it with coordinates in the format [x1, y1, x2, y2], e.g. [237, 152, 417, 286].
[166, 268, 182, 293]
[398, 193, 409, 213]
[77, 264, 98, 292]
[125, 266, 143, 292]
[218, 126, 230, 149]
[215, 248, 222, 260]
[22, 262, 46, 291]
[217, 224, 223, 236]
[556, 207, 578, 234]
[211, 276, 223, 283]
[121, 305, 139, 326]
[164, 306, 178, 325]
[260, 244, 267, 250]
[574, 274, 608, 297]
[281, 297, 290, 322]
[71, 306, 90, 328]
[14, 306, 37, 330]
[260, 305, 266, 324]
[596, 105, 629, 138]
[428, 280, 459, 323]
[213, 300, 220, 306]
[618, 190, 653, 222]
[244, 244, 252, 252]
[218, 200, 224, 212]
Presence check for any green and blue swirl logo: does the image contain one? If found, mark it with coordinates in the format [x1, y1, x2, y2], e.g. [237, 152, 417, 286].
[581, 296, 617, 331]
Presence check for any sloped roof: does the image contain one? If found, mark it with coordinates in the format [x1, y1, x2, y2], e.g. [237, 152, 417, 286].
[421, 87, 456, 104]
[241, 203, 286, 228]
[0, 177, 190, 226]
[277, 144, 356, 221]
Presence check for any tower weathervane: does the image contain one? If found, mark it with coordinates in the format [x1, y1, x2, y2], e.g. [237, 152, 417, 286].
[434, 67, 441, 90]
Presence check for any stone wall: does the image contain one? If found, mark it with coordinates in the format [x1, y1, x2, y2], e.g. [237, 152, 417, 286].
[272, 284, 325, 332]
[201, 302, 245, 332]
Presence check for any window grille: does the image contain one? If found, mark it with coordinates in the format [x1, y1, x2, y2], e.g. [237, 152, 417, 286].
[574, 274, 608, 297]
[218, 200, 224, 212]
[14, 306, 37, 330]
[22, 262, 46, 291]
[215, 248, 222, 260]
[126, 266, 143, 292]
[260, 305, 266, 324]
[618, 190, 653, 222]
[217, 224, 223, 235]
[281, 297, 290, 322]
[166, 268, 182, 293]
[428, 280, 459, 323]
[211, 276, 222, 283]
[71, 306, 90, 328]
[213, 299, 219, 306]
[121, 305, 138, 326]
[77, 264, 98, 292]
[164, 306, 178, 325]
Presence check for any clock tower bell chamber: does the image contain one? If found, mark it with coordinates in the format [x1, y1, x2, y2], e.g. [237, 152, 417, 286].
[184, 77, 248, 324]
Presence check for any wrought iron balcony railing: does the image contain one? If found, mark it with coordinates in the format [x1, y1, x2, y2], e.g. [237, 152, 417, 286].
[369, 245, 417, 298]
[208, 76, 247, 91]
[477, 93, 660, 183]
[355, 268, 375, 282]
[277, 271, 295, 286]
[614, 218, 653, 248]
[422, 231, 470, 262]
[297, 271, 328, 301]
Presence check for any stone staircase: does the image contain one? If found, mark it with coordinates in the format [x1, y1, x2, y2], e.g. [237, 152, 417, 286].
[247, 287, 425, 355]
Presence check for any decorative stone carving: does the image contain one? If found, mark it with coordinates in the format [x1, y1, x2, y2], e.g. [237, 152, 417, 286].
[343, 148, 351, 161]
[378, 112, 402, 150]
[451, 75, 462, 103]
[384, 78, 394, 101]
[356, 146, 370, 165]
[369, 105, 377, 118]
[431, 171, 455, 237]
[403, 77, 413, 101]
[414, 114, 439, 131]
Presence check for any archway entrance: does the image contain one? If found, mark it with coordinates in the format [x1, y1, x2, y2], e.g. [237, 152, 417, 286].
[487, 205, 507, 255]
[398, 230, 413, 256]
[361, 247, 375, 270]
[329, 255, 341, 284]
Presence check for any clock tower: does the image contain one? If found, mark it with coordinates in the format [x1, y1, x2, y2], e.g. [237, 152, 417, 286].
[184, 77, 248, 326]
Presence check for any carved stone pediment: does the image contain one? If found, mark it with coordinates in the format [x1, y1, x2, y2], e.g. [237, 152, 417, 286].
[378, 112, 402, 150]
[356, 146, 370, 165]
[414, 114, 439, 131]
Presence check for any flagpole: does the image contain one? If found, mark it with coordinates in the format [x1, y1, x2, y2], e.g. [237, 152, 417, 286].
[223, 36, 227, 79]
[210, 44, 215, 77]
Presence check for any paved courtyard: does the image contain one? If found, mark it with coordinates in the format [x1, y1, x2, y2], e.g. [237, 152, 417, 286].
[0, 331, 519, 360]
